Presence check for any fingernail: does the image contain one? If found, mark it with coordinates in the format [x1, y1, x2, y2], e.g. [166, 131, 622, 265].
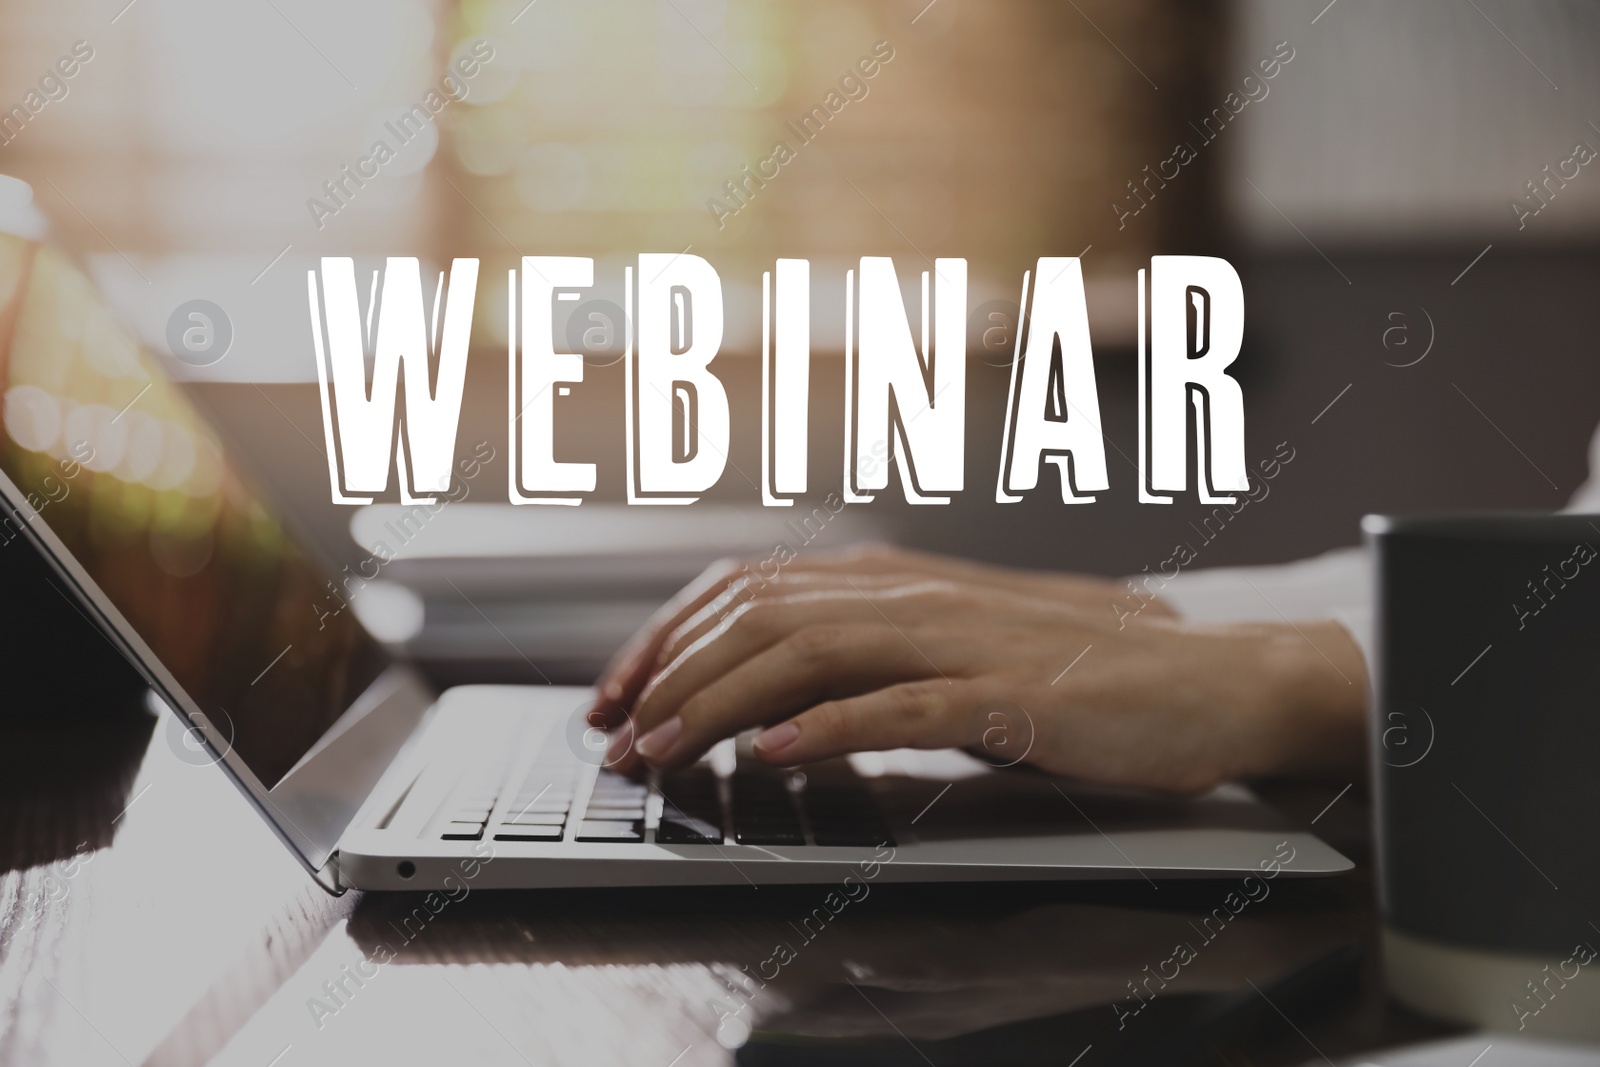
[753, 721, 801, 756]
[605, 719, 633, 765]
[635, 716, 683, 762]
[602, 679, 623, 702]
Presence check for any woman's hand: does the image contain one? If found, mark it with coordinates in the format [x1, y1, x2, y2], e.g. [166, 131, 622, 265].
[592, 547, 1366, 793]
[595, 544, 1171, 716]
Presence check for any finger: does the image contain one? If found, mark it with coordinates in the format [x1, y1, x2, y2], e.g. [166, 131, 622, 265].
[637, 596, 867, 730]
[598, 547, 960, 713]
[608, 584, 968, 778]
[639, 580, 976, 736]
[613, 591, 952, 778]
[750, 680, 984, 765]
[628, 624, 939, 773]
[593, 557, 746, 711]
[595, 550, 907, 707]
[654, 574, 955, 673]
[597, 542, 979, 706]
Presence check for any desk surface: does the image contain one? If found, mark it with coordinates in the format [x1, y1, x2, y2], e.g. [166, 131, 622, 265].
[0, 702, 1462, 1067]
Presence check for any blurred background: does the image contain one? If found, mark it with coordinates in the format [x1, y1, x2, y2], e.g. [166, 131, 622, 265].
[1, 0, 1597, 686]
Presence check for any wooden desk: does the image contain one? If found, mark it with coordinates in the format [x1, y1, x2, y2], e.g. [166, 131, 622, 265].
[0, 704, 1460, 1067]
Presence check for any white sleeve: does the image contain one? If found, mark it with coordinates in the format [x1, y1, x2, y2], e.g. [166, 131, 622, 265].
[1146, 416, 1600, 668]
[1562, 418, 1600, 514]
[1141, 545, 1375, 664]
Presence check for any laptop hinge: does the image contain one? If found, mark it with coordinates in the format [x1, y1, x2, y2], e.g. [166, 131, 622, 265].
[309, 851, 350, 897]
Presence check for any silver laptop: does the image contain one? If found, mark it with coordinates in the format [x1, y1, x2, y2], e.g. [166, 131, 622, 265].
[0, 231, 1350, 892]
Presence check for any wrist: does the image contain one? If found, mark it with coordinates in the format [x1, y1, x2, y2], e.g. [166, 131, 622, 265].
[1237, 621, 1369, 780]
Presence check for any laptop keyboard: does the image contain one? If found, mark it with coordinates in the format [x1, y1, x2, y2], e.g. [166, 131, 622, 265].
[439, 755, 512, 840]
[493, 745, 584, 842]
[436, 741, 894, 848]
[574, 771, 649, 842]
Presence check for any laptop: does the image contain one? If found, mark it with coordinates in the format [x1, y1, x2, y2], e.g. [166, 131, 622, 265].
[0, 229, 1351, 892]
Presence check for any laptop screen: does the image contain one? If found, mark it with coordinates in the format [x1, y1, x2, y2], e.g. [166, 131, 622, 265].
[0, 233, 390, 788]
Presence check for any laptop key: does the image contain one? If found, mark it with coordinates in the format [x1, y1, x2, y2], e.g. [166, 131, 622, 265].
[802, 778, 894, 847]
[442, 820, 486, 841]
[576, 819, 643, 842]
[590, 777, 646, 794]
[590, 789, 648, 804]
[494, 826, 562, 841]
[656, 808, 722, 844]
[584, 806, 646, 821]
[516, 786, 576, 801]
[514, 787, 575, 800]
[503, 811, 566, 826]
[728, 769, 805, 845]
[508, 799, 572, 819]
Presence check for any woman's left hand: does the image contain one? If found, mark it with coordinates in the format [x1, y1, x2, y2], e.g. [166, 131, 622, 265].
[599, 569, 1366, 793]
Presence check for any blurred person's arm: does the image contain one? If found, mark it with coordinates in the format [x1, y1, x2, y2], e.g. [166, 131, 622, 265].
[595, 416, 1600, 791]
[594, 544, 1367, 792]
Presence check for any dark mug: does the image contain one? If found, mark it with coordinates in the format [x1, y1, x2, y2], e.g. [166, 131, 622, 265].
[1366, 513, 1600, 1038]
